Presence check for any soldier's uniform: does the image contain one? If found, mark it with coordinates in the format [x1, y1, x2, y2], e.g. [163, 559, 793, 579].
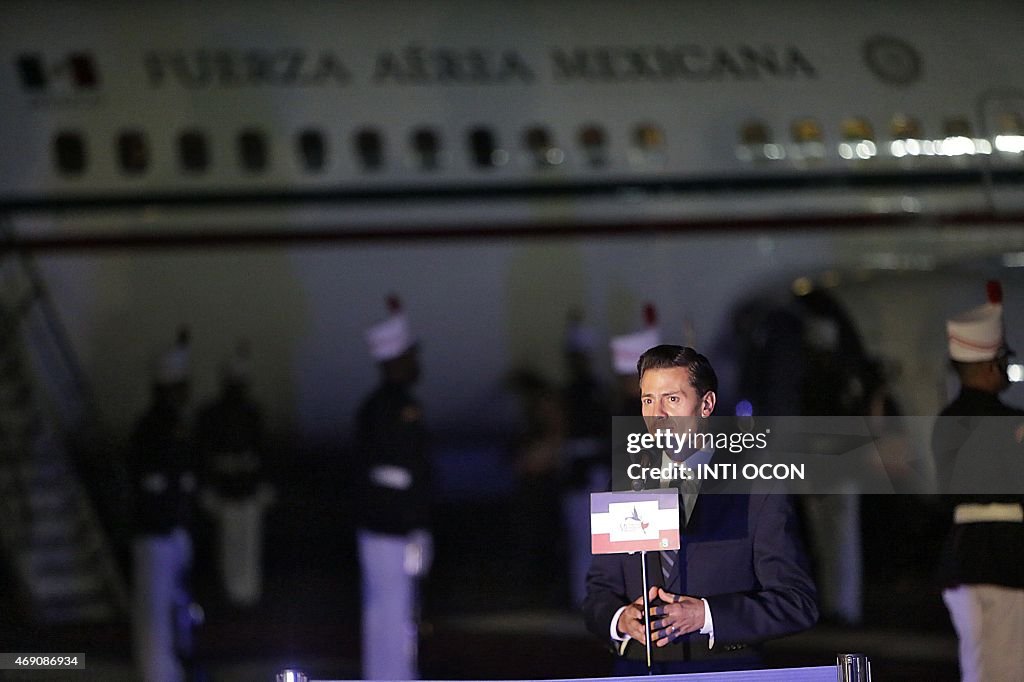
[932, 285, 1024, 682]
[131, 333, 198, 682]
[197, 342, 271, 607]
[356, 299, 432, 680]
[561, 313, 612, 608]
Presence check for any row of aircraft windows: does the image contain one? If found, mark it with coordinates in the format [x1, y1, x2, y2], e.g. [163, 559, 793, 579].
[52, 125, 639, 176]
[740, 114, 1024, 161]
[51, 115, 1024, 177]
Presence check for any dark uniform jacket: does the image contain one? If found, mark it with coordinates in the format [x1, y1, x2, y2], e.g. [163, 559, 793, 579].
[197, 387, 264, 499]
[932, 387, 1024, 589]
[131, 401, 197, 536]
[583, 470, 818, 672]
[355, 382, 431, 536]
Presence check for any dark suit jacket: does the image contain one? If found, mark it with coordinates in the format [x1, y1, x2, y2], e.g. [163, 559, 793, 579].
[583, 478, 818, 668]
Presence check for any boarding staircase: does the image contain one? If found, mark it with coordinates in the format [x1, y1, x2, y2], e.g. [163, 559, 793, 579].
[0, 217, 127, 624]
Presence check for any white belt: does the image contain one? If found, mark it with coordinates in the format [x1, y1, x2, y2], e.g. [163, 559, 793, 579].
[370, 465, 412, 491]
[954, 503, 1023, 524]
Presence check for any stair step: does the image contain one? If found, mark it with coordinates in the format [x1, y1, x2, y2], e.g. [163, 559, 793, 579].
[27, 489, 73, 514]
[27, 516, 80, 544]
[19, 544, 99, 575]
[27, 570, 106, 601]
[41, 600, 115, 624]
[19, 459, 70, 487]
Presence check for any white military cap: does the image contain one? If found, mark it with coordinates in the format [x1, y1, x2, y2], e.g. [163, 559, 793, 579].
[947, 281, 1005, 362]
[155, 328, 191, 385]
[366, 295, 416, 361]
[610, 303, 660, 375]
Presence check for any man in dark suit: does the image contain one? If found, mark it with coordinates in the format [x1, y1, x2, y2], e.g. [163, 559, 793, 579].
[583, 345, 818, 674]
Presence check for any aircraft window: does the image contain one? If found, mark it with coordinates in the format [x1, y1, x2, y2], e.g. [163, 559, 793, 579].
[578, 125, 608, 167]
[790, 119, 826, 160]
[889, 115, 924, 158]
[69, 53, 99, 88]
[354, 128, 385, 171]
[523, 126, 563, 168]
[297, 129, 327, 172]
[998, 112, 1023, 135]
[890, 115, 922, 140]
[936, 117, 988, 156]
[469, 127, 507, 168]
[239, 129, 269, 173]
[411, 128, 441, 171]
[943, 118, 971, 138]
[633, 124, 664, 151]
[994, 113, 1024, 154]
[54, 131, 87, 175]
[630, 124, 666, 166]
[17, 54, 46, 90]
[178, 130, 209, 173]
[838, 118, 876, 160]
[737, 121, 783, 161]
[117, 130, 149, 175]
[742, 122, 770, 146]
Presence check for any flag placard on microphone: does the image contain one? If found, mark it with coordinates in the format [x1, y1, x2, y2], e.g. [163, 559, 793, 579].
[590, 490, 681, 554]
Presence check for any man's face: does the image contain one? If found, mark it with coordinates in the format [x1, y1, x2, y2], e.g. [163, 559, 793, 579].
[639, 366, 715, 434]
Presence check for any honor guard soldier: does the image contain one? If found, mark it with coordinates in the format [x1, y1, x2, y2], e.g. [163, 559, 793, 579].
[562, 310, 611, 608]
[610, 304, 660, 417]
[933, 281, 1024, 682]
[130, 328, 199, 682]
[610, 304, 661, 492]
[356, 296, 432, 680]
[197, 340, 272, 608]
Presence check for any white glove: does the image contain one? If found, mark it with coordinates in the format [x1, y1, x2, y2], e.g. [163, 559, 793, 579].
[405, 529, 433, 577]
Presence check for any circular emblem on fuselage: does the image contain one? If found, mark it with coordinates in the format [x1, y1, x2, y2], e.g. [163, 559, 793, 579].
[862, 35, 922, 86]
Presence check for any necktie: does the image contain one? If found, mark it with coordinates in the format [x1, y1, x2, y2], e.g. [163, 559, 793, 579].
[662, 478, 698, 587]
[660, 547, 677, 587]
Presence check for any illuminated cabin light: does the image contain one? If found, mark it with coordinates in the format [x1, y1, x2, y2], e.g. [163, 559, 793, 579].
[995, 135, 1024, 153]
[839, 118, 875, 160]
[631, 123, 666, 166]
[523, 126, 563, 168]
[936, 136, 977, 156]
[738, 121, 780, 162]
[1001, 252, 1024, 268]
[889, 115, 923, 158]
[468, 127, 500, 168]
[995, 113, 1024, 154]
[791, 118, 826, 160]
[791, 276, 814, 296]
[976, 139, 993, 154]
[856, 141, 877, 159]
[1008, 364, 1024, 383]
[491, 149, 510, 166]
